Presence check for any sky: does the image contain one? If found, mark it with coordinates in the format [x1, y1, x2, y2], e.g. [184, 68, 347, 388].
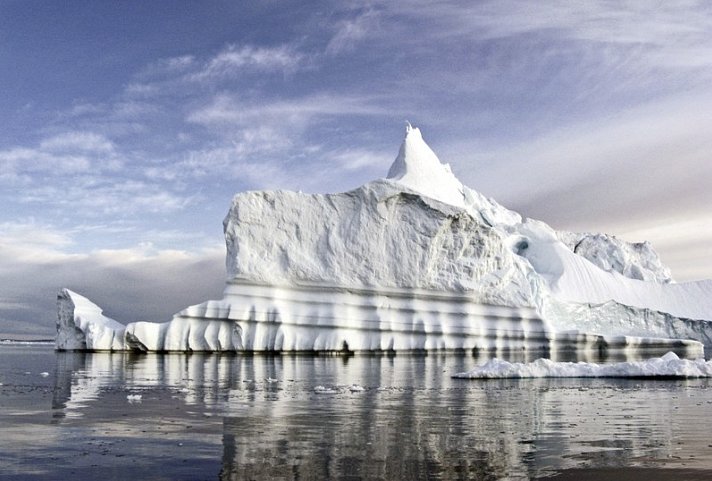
[2, 1, 711, 338]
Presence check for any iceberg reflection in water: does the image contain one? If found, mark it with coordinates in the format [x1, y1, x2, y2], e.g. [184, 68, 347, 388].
[22, 348, 710, 480]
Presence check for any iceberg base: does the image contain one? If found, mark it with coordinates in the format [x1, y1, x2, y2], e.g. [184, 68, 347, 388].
[55, 285, 704, 359]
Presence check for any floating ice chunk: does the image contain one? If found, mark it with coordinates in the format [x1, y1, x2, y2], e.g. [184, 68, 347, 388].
[349, 384, 365, 392]
[126, 394, 143, 403]
[454, 352, 712, 379]
[40, 372, 49, 377]
[266, 377, 278, 383]
[314, 385, 341, 394]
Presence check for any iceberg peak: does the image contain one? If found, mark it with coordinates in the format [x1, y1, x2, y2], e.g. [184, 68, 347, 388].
[386, 124, 466, 207]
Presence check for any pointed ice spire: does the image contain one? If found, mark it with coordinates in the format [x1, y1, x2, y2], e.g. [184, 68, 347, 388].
[386, 124, 465, 207]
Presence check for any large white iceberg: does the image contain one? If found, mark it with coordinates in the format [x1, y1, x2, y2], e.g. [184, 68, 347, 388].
[56, 125, 712, 354]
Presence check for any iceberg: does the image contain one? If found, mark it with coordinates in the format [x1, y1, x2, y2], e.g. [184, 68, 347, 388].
[453, 351, 712, 378]
[56, 124, 712, 354]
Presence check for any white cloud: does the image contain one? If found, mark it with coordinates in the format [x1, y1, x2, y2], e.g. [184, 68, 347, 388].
[413, 1, 712, 76]
[18, 178, 193, 215]
[193, 44, 303, 80]
[0, 221, 225, 336]
[326, 9, 379, 55]
[39, 132, 115, 153]
[327, 148, 389, 171]
[187, 92, 387, 131]
[0, 129, 194, 217]
[178, 142, 294, 188]
[0, 147, 92, 175]
[0, 131, 120, 179]
[0, 221, 74, 263]
[131, 44, 305, 88]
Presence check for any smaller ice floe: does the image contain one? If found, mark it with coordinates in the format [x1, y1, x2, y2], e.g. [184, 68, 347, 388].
[40, 372, 49, 377]
[266, 377, 279, 383]
[314, 385, 341, 394]
[453, 352, 712, 379]
[126, 394, 143, 403]
[314, 384, 366, 394]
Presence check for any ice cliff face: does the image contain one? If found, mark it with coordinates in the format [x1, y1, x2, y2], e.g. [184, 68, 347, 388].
[57, 125, 712, 354]
[223, 124, 538, 309]
[223, 182, 539, 308]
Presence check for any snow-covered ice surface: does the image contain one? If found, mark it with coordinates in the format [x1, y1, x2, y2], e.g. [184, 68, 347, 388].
[56, 125, 712, 354]
[454, 351, 712, 379]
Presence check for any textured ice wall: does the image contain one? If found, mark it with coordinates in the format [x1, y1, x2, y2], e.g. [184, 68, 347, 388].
[224, 180, 541, 308]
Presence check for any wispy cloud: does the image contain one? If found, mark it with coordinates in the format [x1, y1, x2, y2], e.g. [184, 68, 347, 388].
[326, 9, 380, 55]
[190, 44, 304, 81]
[326, 148, 389, 171]
[458, 90, 712, 220]
[0, 129, 194, 220]
[390, 0, 712, 58]
[0, 131, 119, 178]
[187, 92, 386, 128]
[129, 43, 307, 92]
[39, 132, 115, 153]
[18, 178, 194, 216]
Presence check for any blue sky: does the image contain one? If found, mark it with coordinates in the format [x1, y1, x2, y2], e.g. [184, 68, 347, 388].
[2, 1, 712, 337]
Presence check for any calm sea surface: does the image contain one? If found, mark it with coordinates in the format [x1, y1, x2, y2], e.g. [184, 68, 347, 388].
[1, 344, 712, 480]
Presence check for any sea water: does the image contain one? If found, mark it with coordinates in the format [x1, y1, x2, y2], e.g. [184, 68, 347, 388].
[1, 344, 712, 480]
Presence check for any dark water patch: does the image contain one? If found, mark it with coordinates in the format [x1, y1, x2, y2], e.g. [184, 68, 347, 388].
[1, 345, 712, 480]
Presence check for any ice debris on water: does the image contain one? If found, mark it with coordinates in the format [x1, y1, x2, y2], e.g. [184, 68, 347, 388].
[314, 384, 366, 394]
[454, 352, 712, 379]
[40, 372, 49, 377]
[126, 394, 143, 403]
[314, 385, 340, 394]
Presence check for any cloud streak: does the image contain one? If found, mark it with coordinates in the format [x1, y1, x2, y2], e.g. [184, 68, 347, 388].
[0, 221, 225, 336]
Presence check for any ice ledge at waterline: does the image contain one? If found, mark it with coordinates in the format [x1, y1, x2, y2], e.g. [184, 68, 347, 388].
[56, 286, 703, 356]
[55, 125, 712, 353]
